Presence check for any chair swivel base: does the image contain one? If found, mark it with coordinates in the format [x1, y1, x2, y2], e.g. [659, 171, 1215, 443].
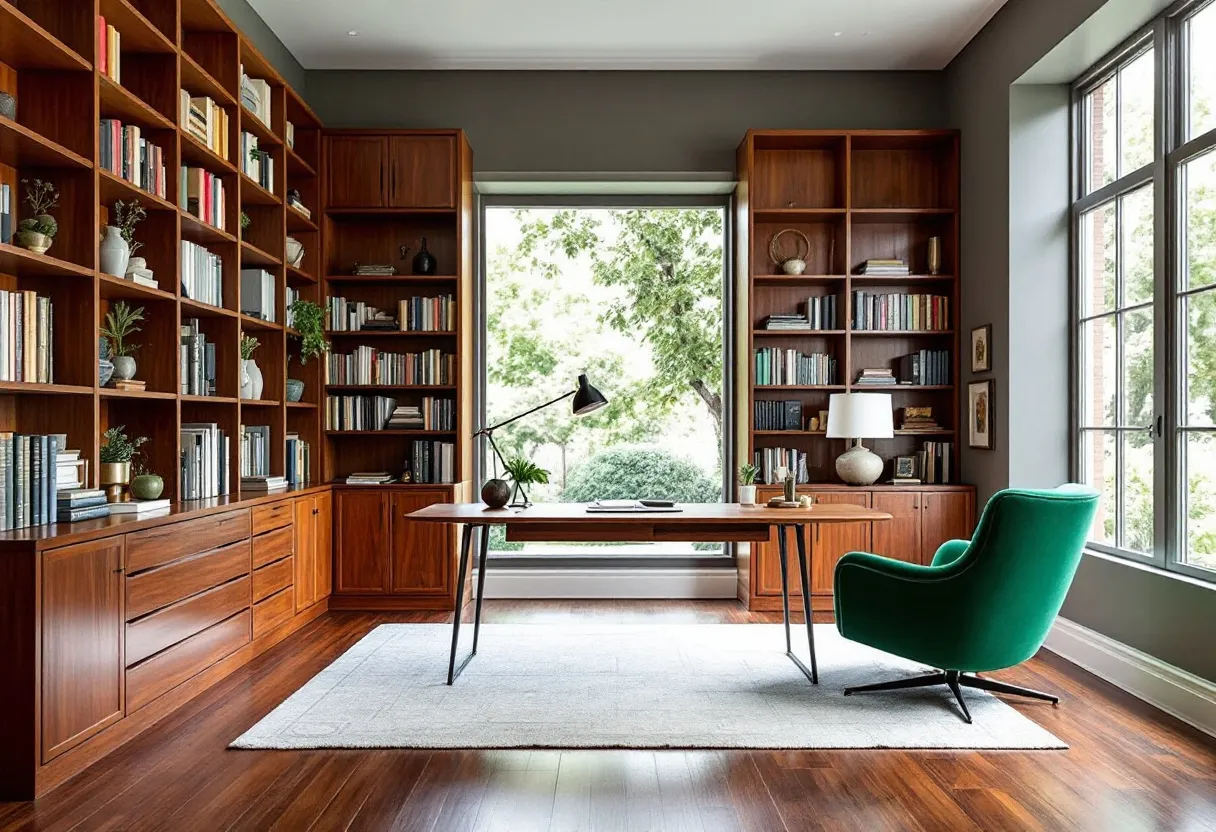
[843, 669, 1059, 724]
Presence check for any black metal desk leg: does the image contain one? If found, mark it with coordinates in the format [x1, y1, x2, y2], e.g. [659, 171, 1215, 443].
[447, 523, 477, 685]
[776, 524, 792, 653]
[471, 523, 490, 653]
[794, 523, 819, 684]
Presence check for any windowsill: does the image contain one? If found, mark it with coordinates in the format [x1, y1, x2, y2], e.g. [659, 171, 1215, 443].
[1082, 548, 1216, 591]
[486, 553, 734, 569]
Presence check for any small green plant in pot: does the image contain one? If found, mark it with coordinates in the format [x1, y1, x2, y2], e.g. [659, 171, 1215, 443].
[240, 334, 263, 400]
[738, 463, 761, 506]
[502, 456, 550, 508]
[99, 425, 148, 501]
[286, 299, 329, 402]
[14, 178, 59, 255]
[101, 301, 145, 382]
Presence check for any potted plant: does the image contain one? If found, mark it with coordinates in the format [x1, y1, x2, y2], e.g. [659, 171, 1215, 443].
[100, 425, 147, 502]
[240, 211, 251, 235]
[286, 299, 328, 402]
[101, 301, 144, 382]
[101, 199, 146, 278]
[13, 178, 59, 255]
[240, 334, 263, 400]
[129, 458, 164, 501]
[739, 463, 760, 506]
[502, 456, 550, 508]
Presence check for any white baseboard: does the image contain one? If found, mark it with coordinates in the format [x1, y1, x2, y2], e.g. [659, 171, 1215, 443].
[1044, 617, 1216, 738]
[474, 567, 738, 599]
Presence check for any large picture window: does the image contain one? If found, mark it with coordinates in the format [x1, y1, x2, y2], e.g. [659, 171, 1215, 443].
[1072, 0, 1216, 580]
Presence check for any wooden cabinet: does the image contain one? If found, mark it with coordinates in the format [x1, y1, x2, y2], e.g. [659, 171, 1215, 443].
[294, 492, 334, 610]
[334, 489, 391, 594]
[871, 490, 975, 565]
[755, 490, 871, 598]
[315, 490, 333, 598]
[325, 134, 456, 209]
[40, 538, 125, 763]
[326, 135, 387, 208]
[390, 491, 453, 595]
[922, 491, 973, 558]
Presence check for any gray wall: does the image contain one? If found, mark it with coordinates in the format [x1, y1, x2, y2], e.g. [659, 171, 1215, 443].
[215, 0, 306, 91]
[304, 71, 947, 176]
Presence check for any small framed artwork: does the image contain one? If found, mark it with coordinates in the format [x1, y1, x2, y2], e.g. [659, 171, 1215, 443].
[894, 456, 918, 479]
[968, 379, 994, 450]
[971, 324, 992, 373]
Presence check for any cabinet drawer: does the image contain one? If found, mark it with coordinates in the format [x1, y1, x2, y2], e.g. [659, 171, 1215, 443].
[253, 556, 293, 602]
[252, 525, 293, 569]
[126, 576, 251, 666]
[126, 540, 251, 620]
[126, 509, 250, 573]
[253, 587, 295, 638]
[126, 611, 250, 713]
[252, 500, 294, 536]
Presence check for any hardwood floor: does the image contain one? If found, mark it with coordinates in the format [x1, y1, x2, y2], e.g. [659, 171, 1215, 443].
[1, 601, 1214, 831]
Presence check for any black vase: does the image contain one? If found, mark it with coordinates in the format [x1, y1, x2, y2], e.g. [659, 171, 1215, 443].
[412, 237, 437, 275]
[481, 478, 511, 509]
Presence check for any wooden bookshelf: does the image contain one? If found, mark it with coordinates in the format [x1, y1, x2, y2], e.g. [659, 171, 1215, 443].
[0, 0, 325, 503]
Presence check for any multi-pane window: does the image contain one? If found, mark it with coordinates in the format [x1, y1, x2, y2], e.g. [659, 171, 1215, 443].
[1073, 0, 1216, 581]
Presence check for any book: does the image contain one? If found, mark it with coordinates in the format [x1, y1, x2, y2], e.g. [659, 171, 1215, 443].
[344, 472, 395, 485]
[112, 379, 146, 391]
[240, 269, 275, 321]
[0, 183, 10, 244]
[108, 498, 171, 514]
[57, 488, 107, 507]
[57, 504, 113, 523]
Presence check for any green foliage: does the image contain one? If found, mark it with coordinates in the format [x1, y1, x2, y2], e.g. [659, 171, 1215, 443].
[503, 456, 550, 486]
[100, 426, 147, 464]
[739, 463, 760, 486]
[560, 447, 720, 504]
[487, 525, 523, 552]
[17, 217, 56, 236]
[101, 301, 144, 358]
[240, 334, 259, 360]
[240, 211, 251, 231]
[21, 178, 59, 218]
[288, 299, 329, 364]
[112, 199, 147, 255]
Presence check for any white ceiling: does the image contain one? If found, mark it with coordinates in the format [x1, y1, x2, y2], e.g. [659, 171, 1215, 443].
[248, 0, 1010, 71]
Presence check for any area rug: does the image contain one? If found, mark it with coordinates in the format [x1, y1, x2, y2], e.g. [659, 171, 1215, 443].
[231, 623, 1065, 750]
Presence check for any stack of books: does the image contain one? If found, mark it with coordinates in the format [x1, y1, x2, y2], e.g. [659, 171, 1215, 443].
[386, 404, 423, 429]
[109, 498, 171, 516]
[287, 193, 311, 219]
[919, 441, 954, 484]
[858, 258, 910, 276]
[0, 289, 54, 384]
[898, 349, 950, 386]
[111, 379, 145, 392]
[179, 318, 217, 396]
[344, 472, 395, 485]
[327, 296, 396, 331]
[127, 259, 156, 289]
[852, 291, 950, 331]
[97, 16, 121, 83]
[327, 347, 455, 386]
[56, 448, 87, 492]
[398, 296, 455, 332]
[326, 395, 397, 431]
[352, 264, 396, 276]
[181, 167, 226, 229]
[241, 475, 286, 493]
[754, 400, 803, 431]
[286, 432, 310, 488]
[57, 489, 110, 523]
[240, 132, 275, 194]
[240, 425, 272, 477]
[180, 92, 229, 160]
[240, 67, 272, 128]
[0, 433, 63, 529]
[1, 183, 12, 244]
[181, 422, 230, 499]
[855, 368, 897, 386]
[382, 399, 454, 431]
[181, 241, 223, 307]
[754, 348, 836, 386]
[410, 440, 455, 484]
[763, 314, 814, 331]
[241, 269, 276, 322]
[899, 406, 943, 433]
[100, 121, 166, 197]
[752, 448, 810, 486]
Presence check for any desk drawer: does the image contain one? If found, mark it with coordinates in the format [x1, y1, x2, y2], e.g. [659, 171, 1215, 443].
[253, 556, 293, 602]
[126, 610, 250, 713]
[126, 576, 251, 666]
[253, 587, 294, 638]
[252, 525, 293, 569]
[126, 540, 250, 620]
[252, 500, 294, 536]
[126, 510, 250, 573]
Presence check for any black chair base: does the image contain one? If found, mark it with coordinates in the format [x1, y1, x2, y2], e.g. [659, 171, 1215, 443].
[843, 669, 1059, 724]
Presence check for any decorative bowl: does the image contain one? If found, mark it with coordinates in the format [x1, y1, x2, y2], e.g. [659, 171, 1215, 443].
[286, 378, 305, 402]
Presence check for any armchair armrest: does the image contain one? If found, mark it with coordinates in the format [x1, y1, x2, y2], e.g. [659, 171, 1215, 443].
[931, 539, 971, 567]
[832, 551, 956, 657]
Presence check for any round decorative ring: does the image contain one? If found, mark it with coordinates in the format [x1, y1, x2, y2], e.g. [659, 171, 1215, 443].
[769, 228, 811, 266]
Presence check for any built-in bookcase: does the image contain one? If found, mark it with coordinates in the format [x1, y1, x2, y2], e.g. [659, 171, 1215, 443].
[0, 0, 323, 505]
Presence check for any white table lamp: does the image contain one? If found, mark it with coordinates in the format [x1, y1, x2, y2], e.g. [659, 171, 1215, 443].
[826, 393, 894, 486]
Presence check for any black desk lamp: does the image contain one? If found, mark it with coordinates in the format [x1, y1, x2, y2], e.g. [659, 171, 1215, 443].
[475, 374, 608, 506]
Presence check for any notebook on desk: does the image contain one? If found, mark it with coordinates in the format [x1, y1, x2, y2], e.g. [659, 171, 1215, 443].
[585, 500, 683, 513]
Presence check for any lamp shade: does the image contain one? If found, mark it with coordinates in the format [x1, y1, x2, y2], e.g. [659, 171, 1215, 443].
[572, 373, 608, 415]
[825, 393, 894, 439]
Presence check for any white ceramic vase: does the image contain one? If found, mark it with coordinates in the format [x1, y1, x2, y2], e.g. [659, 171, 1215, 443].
[99, 226, 130, 278]
[111, 355, 136, 381]
[739, 485, 757, 506]
[241, 359, 263, 400]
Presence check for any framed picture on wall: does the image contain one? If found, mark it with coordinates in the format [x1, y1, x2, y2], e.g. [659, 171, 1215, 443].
[968, 379, 994, 450]
[971, 324, 992, 373]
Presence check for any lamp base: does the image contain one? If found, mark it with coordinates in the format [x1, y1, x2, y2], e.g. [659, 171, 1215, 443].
[835, 442, 883, 486]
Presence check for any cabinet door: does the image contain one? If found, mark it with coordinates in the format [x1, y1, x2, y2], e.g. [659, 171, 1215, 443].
[809, 491, 872, 595]
[921, 492, 974, 564]
[41, 538, 125, 763]
[870, 492, 922, 564]
[335, 490, 390, 594]
[293, 496, 316, 610]
[314, 489, 333, 599]
[326, 136, 387, 208]
[388, 135, 456, 208]
[390, 490, 452, 595]
[754, 524, 811, 598]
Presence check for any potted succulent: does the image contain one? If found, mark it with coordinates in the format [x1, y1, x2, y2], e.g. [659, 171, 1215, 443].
[240, 334, 263, 400]
[286, 299, 328, 401]
[129, 458, 164, 501]
[101, 198, 146, 278]
[502, 456, 550, 509]
[739, 463, 760, 506]
[100, 425, 148, 502]
[101, 301, 144, 382]
[14, 178, 59, 255]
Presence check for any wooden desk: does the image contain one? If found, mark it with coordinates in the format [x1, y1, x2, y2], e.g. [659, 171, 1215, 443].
[408, 502, 893, 684]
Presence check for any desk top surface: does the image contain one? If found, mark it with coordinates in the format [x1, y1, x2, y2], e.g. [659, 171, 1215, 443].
[407, 502, 893, 525]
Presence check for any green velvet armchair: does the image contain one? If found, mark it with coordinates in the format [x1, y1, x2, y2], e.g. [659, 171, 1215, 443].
[833, 486, 1099, 723]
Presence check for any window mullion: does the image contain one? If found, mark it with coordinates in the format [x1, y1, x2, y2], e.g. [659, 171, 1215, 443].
[1155, 17, 1173, 568]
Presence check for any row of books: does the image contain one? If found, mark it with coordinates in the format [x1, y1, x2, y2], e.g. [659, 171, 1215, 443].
[409, 440, 455, 484]
[241, 425, 272, 478]
[97, 17, 121, 83]
[100, 120, 167, 198]
[181, 241, 224, 308]
[753, 448, 811, 486]
[180, 319, 217, 397]
[180, 92, 230, 161]
[0, 183, 11, 244]
[386, 398, 456, 431]
[763, 296, 838, 331]
[919, 441, 954, 484]
[181, 423, 230, 499]
[181, 167, 227, 230]
[858, 258, 910, 275]
[754, 348, 837, 387]
[898, 349, 951, 386]
[326, 347, 455, 386]
[326, 395, 397, 431]
[0, 433, 61, 529]
[326, 297, 395, 332]
[398, 296, 456, 332]
[286, 433, 310, 488]
[754, 400, 804, 432]
[241, 269, 277, 322]
[240, 67, 273, 129]
[852, 292, 950, 331]
[0, 290, 53, 384]
[241, 132, 275, 193]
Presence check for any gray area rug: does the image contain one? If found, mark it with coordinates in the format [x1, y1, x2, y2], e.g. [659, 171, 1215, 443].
[231, 623, 1065, 750]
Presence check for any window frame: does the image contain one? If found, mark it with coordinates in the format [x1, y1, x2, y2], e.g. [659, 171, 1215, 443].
[1071, 0, 1216, 582]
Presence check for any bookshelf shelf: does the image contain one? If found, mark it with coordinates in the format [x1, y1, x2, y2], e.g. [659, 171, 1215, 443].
[753, 274, 846, 286]
[753, 329, 846, 337]
[285, 401, 317, 409]
[239, 314, 282, 332]
[325, 430, 456, 437]
[99, 389, 178, 400]
[98, 0, 176, 54]
[181, 212, 236, 244]
[98, 169, 176, 212]
[286, 207, 317, 233]
[239, 173, 280, 205]
[754, 208, 846, 220]
[850, 274, 955, 283]
[182, 394, 238, 404]
[240, 240, 281, 267]
[326, 385, 458, 391]
[286, 266, 317, 285]
[98, 76, 174, 131]
[0, 382, 94, 396]
[324, 330, 457, 337]
[850, 330, 954, 336]
[180, 52, 236, 107]
[0, 244, 94, 279]
[241, 398, 281, 407]
[286, 146, 316, 178]
[98, 272, 175, 302]
[324, 274, 459, 284]
[0, 116, 93, 169]
[324, 207, 457, 217]
[756, 385, 847, 391]
[240, 112, 281, 149]
[180, 132, 236, 175]
[0, 2, 92, 70]
[180, 297, 237, 318]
